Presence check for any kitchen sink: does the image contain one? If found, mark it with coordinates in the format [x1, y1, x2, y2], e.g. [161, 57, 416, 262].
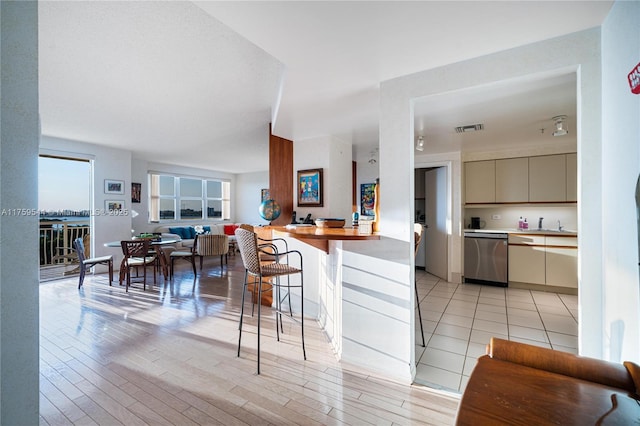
[523, 228, 576, 234]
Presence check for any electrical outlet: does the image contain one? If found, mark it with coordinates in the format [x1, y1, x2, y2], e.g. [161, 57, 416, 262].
[492, 214, 501, 220]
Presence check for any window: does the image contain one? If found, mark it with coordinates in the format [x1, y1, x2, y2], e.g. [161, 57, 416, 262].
[149, 173, 230, 222]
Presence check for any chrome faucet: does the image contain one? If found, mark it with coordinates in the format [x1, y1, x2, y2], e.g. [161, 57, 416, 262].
[538, 217, 544, 230]
[558, 220, 563, 231]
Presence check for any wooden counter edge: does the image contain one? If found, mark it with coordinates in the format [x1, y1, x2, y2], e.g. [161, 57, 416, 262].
[272, 226, 380, 253]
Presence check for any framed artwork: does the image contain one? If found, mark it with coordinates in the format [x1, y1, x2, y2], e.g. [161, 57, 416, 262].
[261, 188, 270, 202]
[105, 200, 125, 211]
[360, 183, 376, 216]
[131, 182, 142, 203]
[104, 179, 124, 194]
[297, 168, 323, 207]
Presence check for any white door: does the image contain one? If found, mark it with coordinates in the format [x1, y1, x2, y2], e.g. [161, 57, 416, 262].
[424, 167, 448, 280]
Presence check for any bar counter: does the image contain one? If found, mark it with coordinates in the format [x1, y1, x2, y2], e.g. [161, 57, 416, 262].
[272, 226, 379, 253]
[266, 225, 412, 382]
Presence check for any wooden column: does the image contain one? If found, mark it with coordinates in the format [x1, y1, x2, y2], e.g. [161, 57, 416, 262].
[269, 124, 293, 226]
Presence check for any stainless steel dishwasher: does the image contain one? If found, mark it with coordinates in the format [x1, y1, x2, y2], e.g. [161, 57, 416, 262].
[464, 232, 508, 286]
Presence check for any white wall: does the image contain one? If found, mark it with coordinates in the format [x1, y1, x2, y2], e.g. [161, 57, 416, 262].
[380, 28, 604, 381]
[235, 171, 269, 225]
[294, 135, 352, 221]
[600, 0, 640, 363]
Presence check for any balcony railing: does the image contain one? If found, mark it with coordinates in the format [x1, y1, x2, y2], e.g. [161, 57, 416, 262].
[39, 220, 90, 267]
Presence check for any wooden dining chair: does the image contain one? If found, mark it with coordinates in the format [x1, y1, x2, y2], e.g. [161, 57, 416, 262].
[120, 239, 156, 292]
[169, 235, 198, 279]
[73, 237, 113, 289]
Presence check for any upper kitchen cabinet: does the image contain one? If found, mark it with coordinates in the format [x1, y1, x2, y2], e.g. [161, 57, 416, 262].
[465, 160, 495, 203]
[495, 157, 528, 203]
[529, 154, 567, 202]
[464, 153, 577, 205]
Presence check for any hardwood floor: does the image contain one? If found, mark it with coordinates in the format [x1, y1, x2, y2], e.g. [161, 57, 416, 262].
[39, 254, 460, 425]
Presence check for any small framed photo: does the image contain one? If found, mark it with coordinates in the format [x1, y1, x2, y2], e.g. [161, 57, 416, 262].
[131, 182, 141, 203]
[297, 168, 323, 207]
[105, 200, 125, 211]
[261, 188, 270, 202]
[104, 179, 124, 194]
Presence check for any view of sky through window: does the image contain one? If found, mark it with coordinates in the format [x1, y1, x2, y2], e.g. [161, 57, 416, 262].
[38, 156, 91, 212]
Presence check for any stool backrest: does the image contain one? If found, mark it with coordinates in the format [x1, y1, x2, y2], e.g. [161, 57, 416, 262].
[234, 228, 261, 275]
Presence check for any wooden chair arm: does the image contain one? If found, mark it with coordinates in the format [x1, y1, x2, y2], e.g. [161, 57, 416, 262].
[488, 337, 636, 393]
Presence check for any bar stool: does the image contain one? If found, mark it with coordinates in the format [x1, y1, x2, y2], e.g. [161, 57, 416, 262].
[234, 227, 306, 374]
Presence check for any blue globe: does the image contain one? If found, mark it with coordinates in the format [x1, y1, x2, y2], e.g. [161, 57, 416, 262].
[259, 199, 281, 221]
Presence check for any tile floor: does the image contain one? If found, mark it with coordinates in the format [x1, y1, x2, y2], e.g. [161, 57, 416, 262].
[413, 270, 578, 394]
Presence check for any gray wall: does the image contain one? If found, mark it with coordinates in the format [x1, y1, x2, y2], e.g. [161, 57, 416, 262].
[0, 1, 40, 423]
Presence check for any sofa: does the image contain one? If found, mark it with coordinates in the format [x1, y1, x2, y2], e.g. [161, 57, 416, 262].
[154, 223, 243, 248]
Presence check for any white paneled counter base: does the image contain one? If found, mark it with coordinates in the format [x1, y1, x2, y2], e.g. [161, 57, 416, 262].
[273, 229, 415, 383]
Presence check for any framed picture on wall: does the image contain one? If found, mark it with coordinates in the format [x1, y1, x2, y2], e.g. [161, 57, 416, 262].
[105, 200, 125, 211]
[104, 179, 124, 194]
[361, 183, 376, 216]
[261, 188, 270, 202]
[297, 168, 323, 207]
[131, 182, 141, 203]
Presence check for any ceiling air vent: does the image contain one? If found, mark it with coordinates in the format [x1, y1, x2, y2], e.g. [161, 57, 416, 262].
[455, 123, 484, 133]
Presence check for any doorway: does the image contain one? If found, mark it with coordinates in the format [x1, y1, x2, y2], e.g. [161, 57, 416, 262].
[38, 155, 92, 282]
[415, 165, 450, 281]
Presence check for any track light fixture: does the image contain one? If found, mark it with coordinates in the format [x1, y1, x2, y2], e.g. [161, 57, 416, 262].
[415, 135, 425, 151]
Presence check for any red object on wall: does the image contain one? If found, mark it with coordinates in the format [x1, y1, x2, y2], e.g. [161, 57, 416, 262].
[629, 61, 640, 94]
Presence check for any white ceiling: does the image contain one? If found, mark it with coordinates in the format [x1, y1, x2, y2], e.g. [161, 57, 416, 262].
[38, 1, 613, 173]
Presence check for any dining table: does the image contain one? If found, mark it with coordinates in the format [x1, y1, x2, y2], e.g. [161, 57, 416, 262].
[104, 237, 181, 285]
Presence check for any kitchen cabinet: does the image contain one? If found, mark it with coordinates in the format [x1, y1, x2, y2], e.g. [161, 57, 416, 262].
[465, 160, 495, 203]
[464, 153, 576, 205]
[508, 235, 546, 285]
[545, 236, 578, 288]
[529, 154, 567, 202]
[496, 157, 528, 203]
[566, 153, 577, 202]
[508, 234, 578, 289]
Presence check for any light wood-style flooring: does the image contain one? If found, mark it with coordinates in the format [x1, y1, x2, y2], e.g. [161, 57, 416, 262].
[40, 253, 460, 425]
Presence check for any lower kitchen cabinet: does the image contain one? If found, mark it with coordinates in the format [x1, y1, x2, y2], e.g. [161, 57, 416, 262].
[545, 236, 578, 288]
[509, 245, 546, 285]
[508, 234, 578, 289]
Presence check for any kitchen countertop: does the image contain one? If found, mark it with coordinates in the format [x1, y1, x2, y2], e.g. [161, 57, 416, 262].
[464, 228, 578, 236]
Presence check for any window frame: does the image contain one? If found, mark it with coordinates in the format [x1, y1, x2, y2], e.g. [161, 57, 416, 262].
[149, 172, 230, 222]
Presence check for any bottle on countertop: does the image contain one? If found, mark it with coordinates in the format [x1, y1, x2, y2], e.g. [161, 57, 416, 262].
[523, 218, 529, 230]
[518, 216, 524, 230]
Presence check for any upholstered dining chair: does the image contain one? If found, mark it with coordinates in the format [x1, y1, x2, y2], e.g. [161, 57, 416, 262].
[414, 223, 426, 347]
[120, 239, 156, 292]
[73, 237, 113, 289]
[234, 227, 306, 374]
[195, 234, 229, 273]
